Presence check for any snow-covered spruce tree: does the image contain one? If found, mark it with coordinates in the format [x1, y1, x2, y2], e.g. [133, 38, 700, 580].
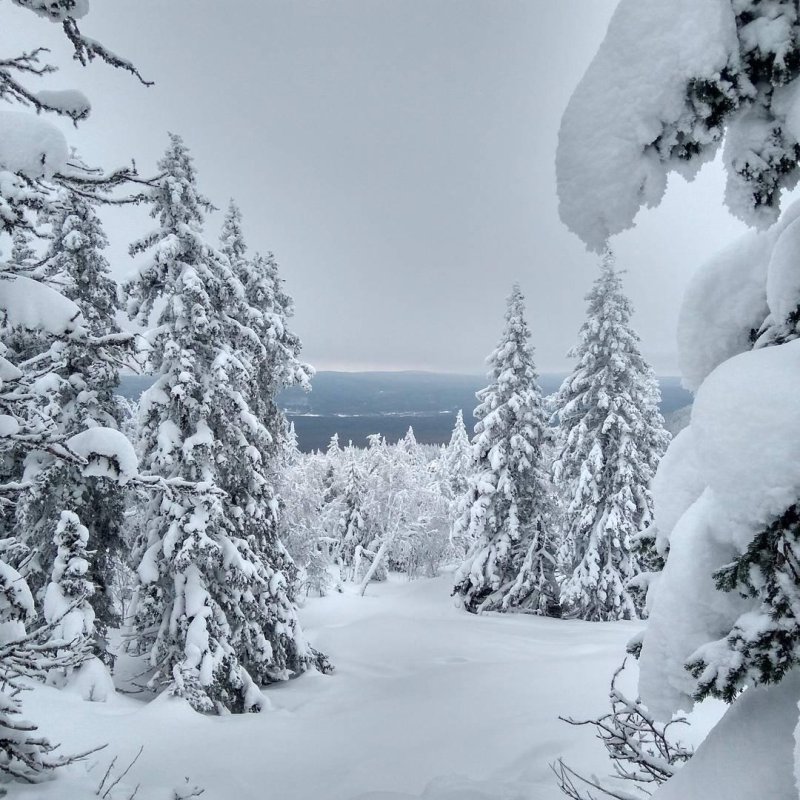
[14, 190, 127, 663]
[440, 409, 472, 501]
[126, 134, 326, 714]
[337, 447, 369, 578]
[218, 199, 313, 588]
[452, 285, 559, 616]
[553, 253, 668, 622]
[557, 4, 800, 796]
[0, 0, 153, 789]
[44, 511, 94, 646]
[9, 230, 36, 271]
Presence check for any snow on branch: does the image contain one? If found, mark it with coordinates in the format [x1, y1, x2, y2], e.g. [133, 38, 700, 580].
[552, 661, 693, 800]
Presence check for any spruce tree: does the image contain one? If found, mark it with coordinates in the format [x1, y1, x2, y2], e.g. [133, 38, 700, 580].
[218, 200, 312, 586]
[43, 512, 95, 675]
[338, 447, 368, 577]
[452, 285, 560, 615]
[441, 409, 473, 501]
[126, 134, 326, 714]
[553, 253, 669, 621]
[14, 191, 126, 661]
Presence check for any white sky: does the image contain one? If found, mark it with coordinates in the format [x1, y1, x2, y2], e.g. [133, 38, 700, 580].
[4, 1, 753, 374]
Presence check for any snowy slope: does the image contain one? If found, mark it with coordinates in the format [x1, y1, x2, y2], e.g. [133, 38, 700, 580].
[17, 574, 658, 800]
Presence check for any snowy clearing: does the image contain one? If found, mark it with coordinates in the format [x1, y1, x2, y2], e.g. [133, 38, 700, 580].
[18, 574, 663, 800]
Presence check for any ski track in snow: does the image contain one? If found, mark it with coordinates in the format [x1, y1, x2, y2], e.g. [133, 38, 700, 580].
[22, 574, 646, 799]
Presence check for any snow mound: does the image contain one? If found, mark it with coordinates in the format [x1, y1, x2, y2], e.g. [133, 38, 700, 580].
[0, 273, 85, 337]
[66, 657, 116, 703]
[653, 672, 800, 800]
[35, 89, 91, 120]
[638, 489, 750, 719]
[692, 338, 800, 531]
[677, 232, 770, 392]
[767, 215, 800, 325]
[556, 0, 736, 249]
[650, 427, 704, 551]
[67, 428, 139, 484]
[0, 110, 68, 178]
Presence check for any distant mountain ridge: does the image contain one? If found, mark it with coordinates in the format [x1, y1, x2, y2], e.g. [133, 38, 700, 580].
[118, 370, 692, 452]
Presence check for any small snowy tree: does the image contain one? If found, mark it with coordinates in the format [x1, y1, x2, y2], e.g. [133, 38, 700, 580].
[440, 410, 472, 501]
[553, 253, 668, 622]
[337, 447, 369, 579]
[452, 285, 560, 616]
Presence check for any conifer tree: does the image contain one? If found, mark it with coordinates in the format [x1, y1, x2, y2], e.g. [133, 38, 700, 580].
[338, 447, 368, 576]
[126, 134, 326, 714]
[441, 409, 472, 501]
[14, 191, 126, 661]
[218, 200, 312, 580]
[9, 230, 36, 271]
[453, 285, 560, 615]
[553, 253, 668, 621]
[43, 512, 95, 668]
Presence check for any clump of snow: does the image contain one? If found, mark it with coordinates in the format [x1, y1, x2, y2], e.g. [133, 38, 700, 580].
[638, 488, 751, 718]
[65, 657, 115, 703]
[35, 89, 91, 120]
[767, 216, 800, 325]
[66, 427, 139, 484]
[650, 427, 704, 552]
[0, 110, 68, 178]
[0, 354, 21, 383]
[0, 273, 85, 337]
[677, 232, 770, 392]
[692, 339, 800, 531]
[556, 0, 737, 249]
[0, 414, 20, 438]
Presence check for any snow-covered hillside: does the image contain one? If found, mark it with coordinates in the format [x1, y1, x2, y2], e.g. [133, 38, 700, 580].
[15, 575, 672, 800]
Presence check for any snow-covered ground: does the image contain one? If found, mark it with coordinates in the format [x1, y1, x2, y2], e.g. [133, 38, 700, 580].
[19, 574, 685, 800]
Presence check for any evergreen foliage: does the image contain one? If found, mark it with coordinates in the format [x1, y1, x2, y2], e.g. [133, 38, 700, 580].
[126, 134, 326, 714]
[553, 253, 669, 621]
[687, 502, 800, 703]
[453, 285, 560, 616]
[14, 191, 126, 660]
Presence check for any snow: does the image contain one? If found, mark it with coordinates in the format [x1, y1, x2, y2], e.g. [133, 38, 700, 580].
[650, 427, 704, 551]
[653, 671, 800, 800]
[0, 273, 86, 337]
[691, 338, 800, 530]
[767, 216, 800, 325]
[0, 413, 20, 437]
[640, 339, 800, 719]
[556, 0, 737, 249]
[19, 574, 645, 800]
[35, 89, 91, 120]
[638, 489, 749, 719]
[677, 232, 770, 392]
[66, 427, 139, 484]
[0, 110, 69, 179]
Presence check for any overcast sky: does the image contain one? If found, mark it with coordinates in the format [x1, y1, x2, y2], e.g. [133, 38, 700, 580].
[5, 1, 752, 374]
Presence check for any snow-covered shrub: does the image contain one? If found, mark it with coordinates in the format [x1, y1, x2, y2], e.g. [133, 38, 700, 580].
[553, 661, 693, 800]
